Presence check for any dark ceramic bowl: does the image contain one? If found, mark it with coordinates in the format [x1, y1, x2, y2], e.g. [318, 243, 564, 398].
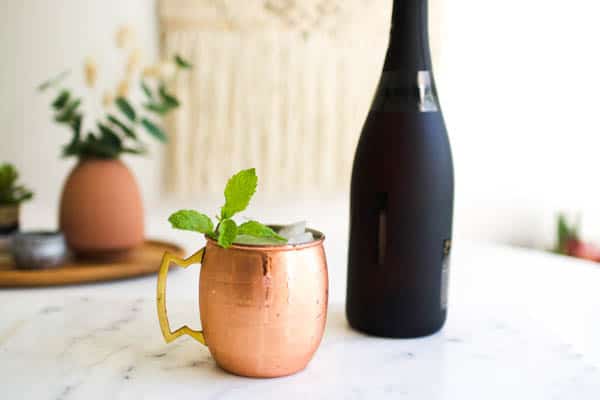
[10, 231, 68, 270]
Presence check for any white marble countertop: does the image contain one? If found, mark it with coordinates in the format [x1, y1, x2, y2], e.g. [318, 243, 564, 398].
[1, 203, 600, 399]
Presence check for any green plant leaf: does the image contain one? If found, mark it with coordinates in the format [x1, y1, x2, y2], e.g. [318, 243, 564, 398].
[37, 70, 70, 91]
[55, 99, 81, 123]
[62, 121, 82, 158]
[220, 168, 258, 219]
[116, 97, 136, 121]
[141, 118, 167, 142]
[98, 123, 122, 149]
[159, 85, 179, 108]
[0, 164, 18, 192]
[121, 146, 147, 155]
[174, 54, 193, 69]
[141, 81, 153, 100]
[52, 90, 70, 109]
[556, 214, 573, 254]
[71, 114, 82, 134]
[81, 133, 120, 159]
[217, 219, 238, 248]
[107, 114, 136, 139]
[168, 210, 214, 233]
[143, 102, 171, 115]
[0, 163, 33, 205]
[238, 221, 286, 242]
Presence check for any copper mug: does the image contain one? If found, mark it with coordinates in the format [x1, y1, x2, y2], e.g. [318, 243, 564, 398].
[156, 229, 328, 378]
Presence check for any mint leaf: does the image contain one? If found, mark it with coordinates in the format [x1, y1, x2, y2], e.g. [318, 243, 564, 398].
[218, 219, 238, 248]
[221, 168, 258, 219]
[169, 210, 214, 233]
[238, 221, 286, 242]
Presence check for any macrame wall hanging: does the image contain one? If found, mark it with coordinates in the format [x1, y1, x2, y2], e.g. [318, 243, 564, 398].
[159, 0, 393, 195]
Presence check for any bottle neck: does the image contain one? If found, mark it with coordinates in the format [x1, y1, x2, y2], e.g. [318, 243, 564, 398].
[384, 0, 431, 71]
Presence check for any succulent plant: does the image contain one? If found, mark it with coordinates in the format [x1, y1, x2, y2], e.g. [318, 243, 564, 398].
[0, 163, 33, 205]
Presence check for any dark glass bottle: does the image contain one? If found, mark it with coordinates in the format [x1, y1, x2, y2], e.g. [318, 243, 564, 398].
[346, 0, 454, 338]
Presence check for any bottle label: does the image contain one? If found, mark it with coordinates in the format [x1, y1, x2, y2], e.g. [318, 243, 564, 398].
[372, 70, 440, 113]
[441, 239, 451, 310]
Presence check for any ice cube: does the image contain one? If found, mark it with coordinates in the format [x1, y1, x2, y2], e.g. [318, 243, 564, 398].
[277, 221, 307, 240]
[287, 232, 314, 245]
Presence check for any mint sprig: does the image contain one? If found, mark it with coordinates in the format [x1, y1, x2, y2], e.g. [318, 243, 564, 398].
[168, 168, 287, 249]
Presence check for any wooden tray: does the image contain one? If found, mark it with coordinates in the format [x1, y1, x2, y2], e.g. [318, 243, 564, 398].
[0, 240, 184, 287]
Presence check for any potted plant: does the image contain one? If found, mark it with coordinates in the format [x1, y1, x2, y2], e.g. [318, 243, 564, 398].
[0, 163, 33, 235]
[38, 26, 192, 256]
[156, 169, 328, 378]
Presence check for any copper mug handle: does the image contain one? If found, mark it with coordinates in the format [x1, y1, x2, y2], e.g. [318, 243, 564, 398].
[156, 247, 207, 346]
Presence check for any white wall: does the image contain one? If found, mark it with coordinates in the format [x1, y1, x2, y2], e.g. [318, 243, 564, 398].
[2, 0, 600, 250]
[438, 0, 600, 248]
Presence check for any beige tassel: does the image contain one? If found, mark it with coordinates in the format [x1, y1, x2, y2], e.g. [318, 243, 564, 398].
[115, 25, 136, 49]
[102, 91, 114, 107]
[116, 80, 130, 97]
[84, 57, 97, 88]
[142, 64, 160, 78]
[126, 48, 143, 77]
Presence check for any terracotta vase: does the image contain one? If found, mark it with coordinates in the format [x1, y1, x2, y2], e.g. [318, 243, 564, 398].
[59, 158, 144, 256]
[157, 231, 329, 378]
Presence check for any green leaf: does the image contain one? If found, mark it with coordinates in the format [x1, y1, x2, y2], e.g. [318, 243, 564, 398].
[0, 164, 18, 192]
[55, 99, 81, 123]
[141, 81, 153, 100]
[141, 118, 167, 142]
[159, 85, 179, 108]
[81, 133, 120, 159]
[238, 221, 286, 242]
[108, 114, 136, 139]
[98, 123, 122, 149]
[556, 214, 576, 254]
[62, 120, 82, 157]
[174, 54, 193, 69]
[52, 90, 70, 109]
[217, 219, 238, 248]
[116, 97, 136, 121]
[168, 210, 214, 234]
[121, 146, 147, 155]
[37, 70, 70, 91]
[143, 102, 171, 115]
[144, 103, 170, 114]
[220, 168, 258, 219]
[0, 164, 34, 205]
